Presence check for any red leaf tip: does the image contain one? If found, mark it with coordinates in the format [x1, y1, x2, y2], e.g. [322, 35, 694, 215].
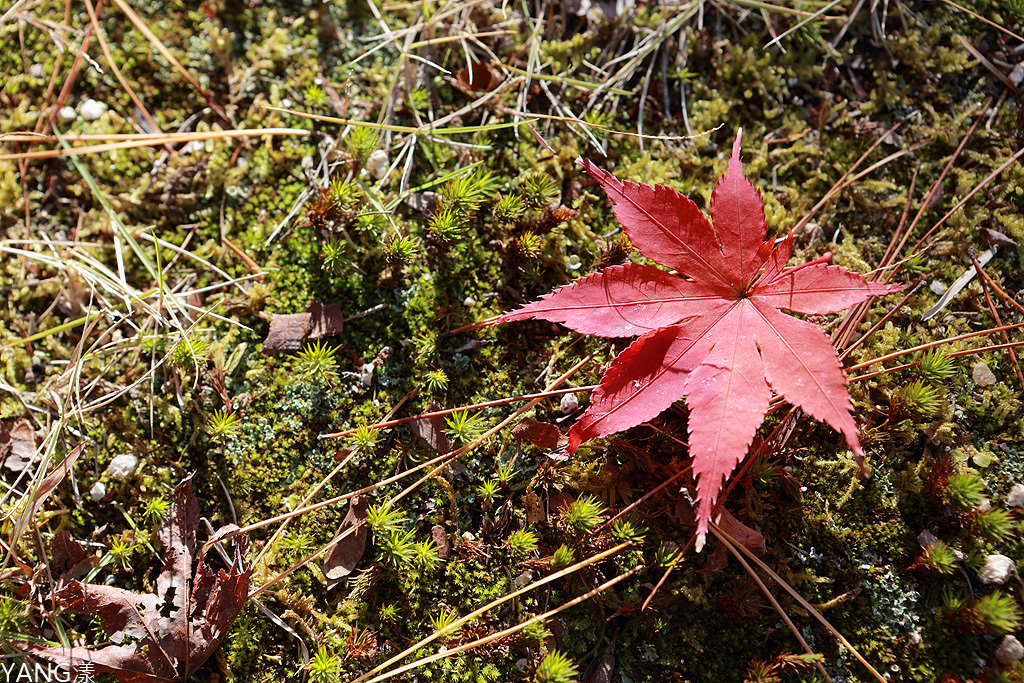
[730, 128, 744, 168]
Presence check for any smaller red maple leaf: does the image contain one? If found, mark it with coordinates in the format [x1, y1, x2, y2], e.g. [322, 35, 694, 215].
[500, 130, 903, 549]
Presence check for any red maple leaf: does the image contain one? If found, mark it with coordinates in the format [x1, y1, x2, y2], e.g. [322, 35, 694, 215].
[501, 131, 903, 548]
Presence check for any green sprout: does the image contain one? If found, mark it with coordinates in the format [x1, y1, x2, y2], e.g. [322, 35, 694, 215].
[169, 334, 210, 370]
[108, 537, 136, 570]
[413, 539, 442, 571]
[477, 479, 501, 505]
[444, 410, 488, 445]
[496, 459, 517, 485]
[493, 193, 525, 223]
[946, 471, 986, 511]
[428, 607, 460, 636]
[423, 369, 449, 393]
[560, 496, 606, 536]
[975, 508, 1017, 543]
[919, 541, 957, 574]
[379, 603, 399, 622]
[972, 591, 1022, 634]
[428, 205, 465, 244]
[381, 528, 417, 567]
[611, 518, 645, 545]
[295, 340, 339, 383]
[142, 495, 171, 525]
[280, 530, 315, 558]
[507, 528, 540, 557]
[349, 422, 380, 452]
[654, 542, 680, 568]
[329, 177, 361, 209]
[308, 644, 341, 683]
[522, 172, 559, 209]
[515, 232, 545, 259]
[551, 544, 574, 570]
[441, 169, 498, 217]
[367, 503, 406, 535]
[0, 596, 28, 639]
[207, 408, 241, 443]
[892, 379, 942, 416]
[303, 84, 327, 107]
[321, 238, 349, 274]
[918, 349, 956, 381]
[345, 125, 378, 161]
[535, 650, 578, 683]
[384, 234, 420, 266]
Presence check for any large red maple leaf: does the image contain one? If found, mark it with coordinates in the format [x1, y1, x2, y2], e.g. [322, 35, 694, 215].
[501, 131, 903, 548]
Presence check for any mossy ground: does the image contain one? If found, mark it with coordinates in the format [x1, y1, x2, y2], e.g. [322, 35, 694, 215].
[2, 1, 1024, 681]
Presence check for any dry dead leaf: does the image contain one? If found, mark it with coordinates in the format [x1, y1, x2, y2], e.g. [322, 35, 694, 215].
[324, 495, 369, 582]
[20, 475, 251, 682]
[263, 300, 345, 354]
[511, 418, 564, 450]
[2, 418, 39, 472]
[406, 401, 453, 453]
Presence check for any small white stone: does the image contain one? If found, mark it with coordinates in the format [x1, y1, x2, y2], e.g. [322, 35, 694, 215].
[80, 98, 107, 121]
[462, 531, 475, 541]
[996, 635, 1024, 665]
[973, 361, 997, 387]
[560, 392, 579, 414]
[365, 149, 389, 180]
[359, 362, 375, 387]
[1006, 483, 1024, 507]
[58, 106, 77, 122]
[90, 481, 107, 502]
[977, 498, 992, 513]
[1011, 63, 1024, 88]
[929, 280, 946, 295]
[29, 63, 45, 78]
[978, 554, 1015, 585]
[463, 296, 476, 308]
[282, 98, 292, 108]
[107, 454, 138, 479]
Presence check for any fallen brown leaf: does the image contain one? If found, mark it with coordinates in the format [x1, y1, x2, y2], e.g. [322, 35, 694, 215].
[20, 475, 251, 682]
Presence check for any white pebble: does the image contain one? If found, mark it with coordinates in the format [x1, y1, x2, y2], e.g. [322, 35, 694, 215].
[80, 98, 107, 121]
[359, 362, 375, 387]
[90, 481, 107, 502]
[1007, 483, 1024, 507]
[978, 554, 1015, 585]
[929, 280, 946, 295]
[106, 453, 138, 479]
[365, 149, 389, 180]
[560, 392, 579, 414]
[463, 296, 476, 307]
[58, 106, 77, 122]
[29, 64, 45, 78]
[973, 361, 997, 387]
[977, 498, 992, 513]
[996, 635, 1024, 665]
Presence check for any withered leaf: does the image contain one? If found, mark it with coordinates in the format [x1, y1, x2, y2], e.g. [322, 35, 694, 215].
[511, 418, 564, 450]
[456, 61, 500, 92]
[431, 525, 450, 560]
[50, 530, 93, 583]
[324, 495, 369, 582]
[20, 475, 251, 682]
[2, 418, 39, 472]
[406, 401, 453, 453]
[262, 300, 345, 354]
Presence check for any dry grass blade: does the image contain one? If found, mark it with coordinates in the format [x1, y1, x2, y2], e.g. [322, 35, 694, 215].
[0, 128, 309, 161]
[360, 566, 644, 683]
[709, 523, 832, 682]
[353, 542, 632, 683]
[712, 523, 887, 683]
[106, 0, 230, 123]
